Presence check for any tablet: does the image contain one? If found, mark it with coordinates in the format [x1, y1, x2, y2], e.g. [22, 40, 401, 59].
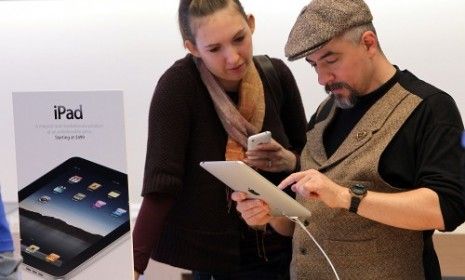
[18, 157, 130, 279]
[200, 161, 311, 218]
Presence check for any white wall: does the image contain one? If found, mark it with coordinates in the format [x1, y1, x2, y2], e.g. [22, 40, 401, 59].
[1, 0, 464, 229]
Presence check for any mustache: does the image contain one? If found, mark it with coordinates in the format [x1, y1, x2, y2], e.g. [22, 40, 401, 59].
[325, 82, 351, 94]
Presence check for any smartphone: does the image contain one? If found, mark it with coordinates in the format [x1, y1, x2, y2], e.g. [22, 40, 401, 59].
[18, 157, 130, 279]
[247, 131, 272, 150]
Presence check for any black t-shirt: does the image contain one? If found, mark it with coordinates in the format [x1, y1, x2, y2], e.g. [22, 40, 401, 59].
[308, 68, 465, 279]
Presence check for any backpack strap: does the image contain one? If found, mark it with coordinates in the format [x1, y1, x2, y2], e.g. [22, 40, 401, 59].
[254, 55, 283, 112]
[314, 96, 334, 123]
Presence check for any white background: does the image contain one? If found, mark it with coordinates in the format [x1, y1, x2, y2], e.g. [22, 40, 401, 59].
[0, 0, 464, 234]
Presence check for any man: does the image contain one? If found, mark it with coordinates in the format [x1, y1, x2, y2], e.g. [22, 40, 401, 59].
[232, 0, 465, 279]
[0, 186, 21, 280]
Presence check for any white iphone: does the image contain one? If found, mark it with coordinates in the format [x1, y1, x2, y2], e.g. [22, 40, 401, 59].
[247, 131, 272, 150]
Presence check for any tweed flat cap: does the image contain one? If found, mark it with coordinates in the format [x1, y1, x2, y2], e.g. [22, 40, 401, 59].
[285, 0, 373, 61]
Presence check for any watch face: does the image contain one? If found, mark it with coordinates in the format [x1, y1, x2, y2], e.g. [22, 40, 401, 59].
[351, 184, 367, 195]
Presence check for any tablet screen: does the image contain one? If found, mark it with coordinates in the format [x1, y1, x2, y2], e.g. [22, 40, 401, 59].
[18, 157, 130, 277]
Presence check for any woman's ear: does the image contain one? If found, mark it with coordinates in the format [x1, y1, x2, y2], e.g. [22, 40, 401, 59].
[247, 14, 255, 34]
[184, 40, 200, 57]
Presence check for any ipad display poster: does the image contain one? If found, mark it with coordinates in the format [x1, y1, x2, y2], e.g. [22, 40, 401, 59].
[12, 91, 133, 280]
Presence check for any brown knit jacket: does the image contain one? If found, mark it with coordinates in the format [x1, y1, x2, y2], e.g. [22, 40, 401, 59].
[140, 54, 307, 272]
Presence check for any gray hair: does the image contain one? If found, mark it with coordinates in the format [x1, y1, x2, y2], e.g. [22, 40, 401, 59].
[342, 23, 384, 55]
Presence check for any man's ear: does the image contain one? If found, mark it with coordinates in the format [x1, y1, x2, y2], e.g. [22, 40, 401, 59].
[361, 31, 378, 56]
[185, 40, 200, 57]
[247, 14, 255, 34]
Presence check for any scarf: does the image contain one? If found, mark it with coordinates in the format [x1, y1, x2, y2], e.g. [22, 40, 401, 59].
[196, 58, 270, 260]
[195, 58, 265, 160]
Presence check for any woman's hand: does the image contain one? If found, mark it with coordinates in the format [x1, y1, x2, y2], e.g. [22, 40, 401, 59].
[231, 191, 295, 236]
[244, 139, 297, 172]
[231, 191, 273, 226]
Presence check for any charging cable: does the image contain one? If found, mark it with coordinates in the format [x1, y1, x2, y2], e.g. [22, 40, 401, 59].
[285, 215, 340, 280]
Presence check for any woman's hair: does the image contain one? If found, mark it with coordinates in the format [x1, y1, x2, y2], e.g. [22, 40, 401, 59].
[178, 0, 247, 43]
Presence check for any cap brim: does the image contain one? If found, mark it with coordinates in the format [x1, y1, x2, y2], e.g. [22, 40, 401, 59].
[287, 40, 329, 61]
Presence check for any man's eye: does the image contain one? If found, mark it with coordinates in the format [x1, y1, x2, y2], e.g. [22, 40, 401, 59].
[208, 47, 220, 53]
[305, 58, 316, 68]
[326, 59, 338, 64]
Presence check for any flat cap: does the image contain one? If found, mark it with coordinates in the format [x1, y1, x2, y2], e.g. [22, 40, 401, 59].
[285, 0, 373, 61]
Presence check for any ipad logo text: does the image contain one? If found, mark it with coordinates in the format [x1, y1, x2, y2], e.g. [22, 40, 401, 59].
[53, 105, 84, 120]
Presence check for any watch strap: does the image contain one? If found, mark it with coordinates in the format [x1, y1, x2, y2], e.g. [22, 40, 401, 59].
[349, 196, 361, 213]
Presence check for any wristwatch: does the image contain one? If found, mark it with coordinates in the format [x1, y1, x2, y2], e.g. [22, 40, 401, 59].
[349, 183, 367, 213]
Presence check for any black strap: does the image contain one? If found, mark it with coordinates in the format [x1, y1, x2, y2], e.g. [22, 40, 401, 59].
[254, 55, 301, 172]
[314, 96, 334, 123]
[254, 55, 283, 113]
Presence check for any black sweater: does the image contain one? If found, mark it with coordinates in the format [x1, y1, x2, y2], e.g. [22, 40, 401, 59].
[133, 54, 307, 273]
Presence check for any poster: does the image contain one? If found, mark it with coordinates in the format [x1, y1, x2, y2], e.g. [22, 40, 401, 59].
[12, 91, 133, 280]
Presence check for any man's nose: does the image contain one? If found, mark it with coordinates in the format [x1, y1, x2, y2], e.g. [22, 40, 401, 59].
[317, 68, 334, 86]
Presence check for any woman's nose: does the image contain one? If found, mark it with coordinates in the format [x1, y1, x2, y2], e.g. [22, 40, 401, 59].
[225, 47, 240, 65]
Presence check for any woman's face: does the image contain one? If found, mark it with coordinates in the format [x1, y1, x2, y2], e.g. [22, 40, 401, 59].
[186, 4, 254, 91]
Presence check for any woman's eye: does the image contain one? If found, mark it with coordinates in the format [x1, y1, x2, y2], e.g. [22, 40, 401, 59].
[208, 47, 220, 53]
[234, 36, 245, 42]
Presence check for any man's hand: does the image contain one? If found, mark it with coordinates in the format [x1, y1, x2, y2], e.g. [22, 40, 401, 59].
[278, 169, 349, 209]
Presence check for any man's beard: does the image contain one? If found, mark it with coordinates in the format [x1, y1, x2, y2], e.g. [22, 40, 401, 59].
[325, 82, 360, 109]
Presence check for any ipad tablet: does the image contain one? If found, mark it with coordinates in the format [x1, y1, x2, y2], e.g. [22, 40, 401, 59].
[18, 157, 130, 279]
[200, 161, 311, 218]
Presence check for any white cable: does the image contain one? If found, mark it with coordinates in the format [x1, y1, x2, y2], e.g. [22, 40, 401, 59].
[285, 215, 340, 280]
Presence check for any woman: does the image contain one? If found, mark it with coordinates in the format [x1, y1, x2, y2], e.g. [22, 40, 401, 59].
[132, 0, 307, 279]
